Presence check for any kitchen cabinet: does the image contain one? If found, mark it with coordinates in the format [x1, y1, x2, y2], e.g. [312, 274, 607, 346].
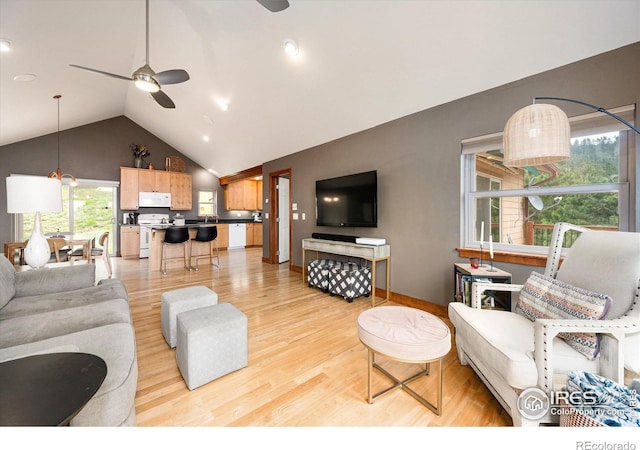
[225, 180, 259, 211]
[120, 225, 140, 259]
[120, 168, 139, 210]
[120, 167, 192, 211]
[138, 170, 170, 192]
[246, 223, 263, 247]
[170, 172, 192, 210]
[256, 180, 263, 209]
[216, 224, 229, 249]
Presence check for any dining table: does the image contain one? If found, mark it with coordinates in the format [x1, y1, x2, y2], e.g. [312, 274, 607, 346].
[4, 235, 94, 265]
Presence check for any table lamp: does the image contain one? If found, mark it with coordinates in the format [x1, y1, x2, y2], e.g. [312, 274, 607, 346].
[6, 176, 63, 269]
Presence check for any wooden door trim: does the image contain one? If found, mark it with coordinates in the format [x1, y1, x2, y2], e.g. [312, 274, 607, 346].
[268, 168, 292, 265]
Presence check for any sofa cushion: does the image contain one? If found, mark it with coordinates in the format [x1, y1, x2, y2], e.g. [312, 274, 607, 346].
[0, 280, 129, 320]
[515, 271, 611, 360]
[14, 263, 95, 298]
[0, 255, 16, 309]
[0, 298, 131, 349]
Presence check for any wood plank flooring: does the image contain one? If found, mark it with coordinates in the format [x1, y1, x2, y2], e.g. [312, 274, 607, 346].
[109, 248, 512, 427]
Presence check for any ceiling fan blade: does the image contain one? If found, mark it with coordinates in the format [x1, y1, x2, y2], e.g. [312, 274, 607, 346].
[155, 69, 190, 85]
[151, 90, 175, 109]
[256, 0, 289, 12]
[69, 64, 132, 81]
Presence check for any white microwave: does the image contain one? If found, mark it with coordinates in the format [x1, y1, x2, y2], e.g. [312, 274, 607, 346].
[139, 192, 171, 207]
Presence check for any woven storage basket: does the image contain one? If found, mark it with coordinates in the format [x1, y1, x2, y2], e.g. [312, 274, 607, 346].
[559, 402, 605, 427]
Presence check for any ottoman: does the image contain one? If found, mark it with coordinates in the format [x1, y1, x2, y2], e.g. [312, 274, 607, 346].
[307, 259, 338, 291]
[161, 286, 218, 348]
[328, 261, 371, 302]
[357, 305, 451, 415]
[176, 303, 248, 391]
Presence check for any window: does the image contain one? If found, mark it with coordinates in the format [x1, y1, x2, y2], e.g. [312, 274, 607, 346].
[461, 105, 635, 255]
[198, 190, 217, 217]
[14, 178, 118, 254]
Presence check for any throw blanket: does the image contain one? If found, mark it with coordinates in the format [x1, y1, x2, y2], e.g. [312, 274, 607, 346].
[565, 371, 640, 426]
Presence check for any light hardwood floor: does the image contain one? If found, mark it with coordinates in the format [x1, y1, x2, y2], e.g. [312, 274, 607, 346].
[109, 247, 512, 427]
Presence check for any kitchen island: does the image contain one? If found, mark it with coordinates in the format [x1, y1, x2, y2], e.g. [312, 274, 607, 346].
[147, 221, 262, 272]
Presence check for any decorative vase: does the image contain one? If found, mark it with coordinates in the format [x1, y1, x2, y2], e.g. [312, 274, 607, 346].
[134, 157, 142, 168]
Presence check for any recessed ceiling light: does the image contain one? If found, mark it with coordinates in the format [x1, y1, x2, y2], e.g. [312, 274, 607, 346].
[203, 135, 210, 142]
[13, 74, 36, 82]
[283, 39, 299, 56]
[217, 100, 229, 111]
[0, 39, 12, 52]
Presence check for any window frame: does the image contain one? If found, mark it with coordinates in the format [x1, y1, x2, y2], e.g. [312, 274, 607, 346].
[460, 105, 635, 256]
[197, 189, 217, 218]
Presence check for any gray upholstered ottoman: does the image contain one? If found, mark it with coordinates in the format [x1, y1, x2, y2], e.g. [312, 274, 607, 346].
[176, 303, 248, 390]
[161, 286, 218, 348]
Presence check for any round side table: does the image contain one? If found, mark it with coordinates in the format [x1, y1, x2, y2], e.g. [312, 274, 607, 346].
[0, 352, 107, 426]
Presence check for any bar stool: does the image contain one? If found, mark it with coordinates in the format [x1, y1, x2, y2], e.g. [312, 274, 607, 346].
[162, 227, 190, 275]
[189, 226, 219, 270]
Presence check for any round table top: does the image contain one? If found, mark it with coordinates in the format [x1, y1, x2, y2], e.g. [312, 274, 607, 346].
[0, 352, 107, 426]
[358, 305, 451, 362]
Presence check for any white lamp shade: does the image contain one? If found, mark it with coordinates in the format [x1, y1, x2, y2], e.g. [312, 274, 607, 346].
[6, 176, 63, 214]
[503, 103, 571, 167]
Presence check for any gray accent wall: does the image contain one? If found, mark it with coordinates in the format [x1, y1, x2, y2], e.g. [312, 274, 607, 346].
[0, 116, 221, 252]
[262, 42, 640, 306]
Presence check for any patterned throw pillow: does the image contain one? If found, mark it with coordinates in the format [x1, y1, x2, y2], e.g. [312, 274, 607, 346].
[515, 271, 612, 360]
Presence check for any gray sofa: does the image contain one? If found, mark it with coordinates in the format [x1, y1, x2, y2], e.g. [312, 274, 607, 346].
[0, 255, 137, 426]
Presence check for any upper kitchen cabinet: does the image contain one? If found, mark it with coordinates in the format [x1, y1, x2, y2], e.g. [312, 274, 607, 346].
[120, 167, 192, 210]
[225, 179, 262, 211]
[139, 170, 171, 192]
[120, 167, 140, 210]
[170, 172, 192, 210]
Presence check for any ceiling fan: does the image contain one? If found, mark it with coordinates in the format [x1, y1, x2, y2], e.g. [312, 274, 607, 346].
[256, 0, 290, 12]
[69, 0, 189, 109]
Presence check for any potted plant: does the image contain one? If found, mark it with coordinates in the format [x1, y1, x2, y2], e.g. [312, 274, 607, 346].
[131, 144, 151, 168]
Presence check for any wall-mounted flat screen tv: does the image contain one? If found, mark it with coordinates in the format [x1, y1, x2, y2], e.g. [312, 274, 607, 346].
[315, 170, 377, 227]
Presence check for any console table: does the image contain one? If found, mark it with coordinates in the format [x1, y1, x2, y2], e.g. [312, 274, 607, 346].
[302, 238, 390, 307]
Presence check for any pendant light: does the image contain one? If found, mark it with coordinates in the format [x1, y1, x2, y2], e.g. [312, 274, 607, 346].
[47, 94, 77, 186]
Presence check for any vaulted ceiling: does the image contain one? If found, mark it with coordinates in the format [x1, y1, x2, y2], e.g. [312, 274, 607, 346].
[1, 0, 639, 176]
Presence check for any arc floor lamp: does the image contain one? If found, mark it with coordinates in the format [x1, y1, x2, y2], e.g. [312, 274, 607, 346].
[503, 97, 640, 168]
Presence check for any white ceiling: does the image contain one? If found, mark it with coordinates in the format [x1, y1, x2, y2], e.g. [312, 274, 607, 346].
[1, 0, 639, 177]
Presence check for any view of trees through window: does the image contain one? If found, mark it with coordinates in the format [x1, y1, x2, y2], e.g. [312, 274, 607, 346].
[22, 184, 115, 254]
[525, 133, 620, 228]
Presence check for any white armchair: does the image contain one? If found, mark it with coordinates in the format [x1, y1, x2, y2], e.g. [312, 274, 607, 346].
[448, 222, 640, 426]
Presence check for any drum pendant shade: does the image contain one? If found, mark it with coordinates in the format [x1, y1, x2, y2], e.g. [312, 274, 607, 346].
[503, 103, 571, 167]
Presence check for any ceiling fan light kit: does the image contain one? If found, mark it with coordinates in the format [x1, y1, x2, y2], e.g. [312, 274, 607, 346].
[134, 71, 160, 93]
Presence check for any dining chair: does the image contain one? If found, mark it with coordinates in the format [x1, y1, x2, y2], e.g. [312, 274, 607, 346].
[47, 238, 69, 263]
[69, 233, 111, 278]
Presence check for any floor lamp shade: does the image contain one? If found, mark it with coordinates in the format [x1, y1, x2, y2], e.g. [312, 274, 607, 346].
[503, 103, 571, 167]
[6, 176, 63, 268]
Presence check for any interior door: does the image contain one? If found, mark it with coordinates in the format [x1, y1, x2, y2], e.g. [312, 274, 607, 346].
[278, 176, 290, 263]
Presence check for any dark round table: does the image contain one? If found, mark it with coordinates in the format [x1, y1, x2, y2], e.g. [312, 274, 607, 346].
[0, 352, 107, 426]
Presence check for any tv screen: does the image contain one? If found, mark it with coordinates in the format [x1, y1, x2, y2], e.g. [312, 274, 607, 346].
[315, 170, 377, 227]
